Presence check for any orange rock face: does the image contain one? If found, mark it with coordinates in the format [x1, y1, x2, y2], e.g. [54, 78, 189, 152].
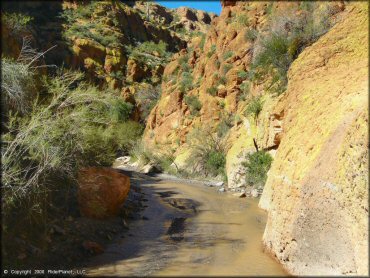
[77, 167, 130, 219]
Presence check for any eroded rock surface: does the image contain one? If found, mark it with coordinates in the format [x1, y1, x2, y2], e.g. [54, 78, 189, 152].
[259, 4, 368, 275]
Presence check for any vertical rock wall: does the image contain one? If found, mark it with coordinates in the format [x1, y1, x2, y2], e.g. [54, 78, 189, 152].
[259, 3, 368, 275]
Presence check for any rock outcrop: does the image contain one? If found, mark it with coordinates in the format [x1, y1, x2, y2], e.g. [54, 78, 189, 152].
[259, 3, 368, 275]
[2, 1, 216, 122]
[143, 1, 345, 187]
[77, 167, 130, 219]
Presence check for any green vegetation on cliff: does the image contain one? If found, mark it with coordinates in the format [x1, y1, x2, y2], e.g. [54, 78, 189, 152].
[242, 151, 273, 187]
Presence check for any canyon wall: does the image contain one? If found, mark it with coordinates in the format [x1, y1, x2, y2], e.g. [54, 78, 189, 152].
[259, 3, 368, 275]
[144, 1, 368, 275]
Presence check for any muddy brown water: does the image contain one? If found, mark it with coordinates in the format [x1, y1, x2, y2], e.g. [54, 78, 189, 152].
[86, 175, 286, 276]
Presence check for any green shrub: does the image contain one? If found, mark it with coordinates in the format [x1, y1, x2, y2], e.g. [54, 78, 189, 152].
[217, 115, 233, 138]
[179, 72, 193, 93]
[251, 3, 337, 95]
[2, 68, 135, 215]
[237, 70, 248, 80]
[207, 44, 216, 58]
[222, 63, 233, 75]
[1, 56, 35, 114]
[184, 95, 202, 116]
[235, 14, 249, 27]
[129, 140, 153, 166]
[251, 33, 292, 95]
[185, 126, 227, 180]
[215, 59, 221, 69]
[244, 29, 258, 42]
[61, 2, 122, 48]
[178, 53, 189, 65]
[242, 151, 273, 187]
[238, 81, 250, 101]
[2, 12, 33, 34]
[206, 86, 218, 96]
[223, 50, 234, 60]
[245, 96, 263, 121]
[114, 121, 144, 153]
[218, 75, 227, 85]
[136, 40, 169, 57]
[109, 100, 133, 122]
[205, 151, 226, 177]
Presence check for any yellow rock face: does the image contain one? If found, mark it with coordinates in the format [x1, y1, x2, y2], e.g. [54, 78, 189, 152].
[259, 3, 368, 275]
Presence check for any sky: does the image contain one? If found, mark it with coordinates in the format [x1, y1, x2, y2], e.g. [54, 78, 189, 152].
[157, 1, 222, 15]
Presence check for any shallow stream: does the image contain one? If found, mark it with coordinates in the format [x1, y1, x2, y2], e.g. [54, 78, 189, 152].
[86, 175, 286, 276]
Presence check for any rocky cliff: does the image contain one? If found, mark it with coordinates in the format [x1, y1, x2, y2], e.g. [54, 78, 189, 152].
[1, 1, 215, 122]
[143, 0, 368, 275]
[259, 3, 368, 275]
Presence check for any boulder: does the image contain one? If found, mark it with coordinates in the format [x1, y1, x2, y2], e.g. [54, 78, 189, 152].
[251, 189, 259, 198]
[140, 163, 160, 174]
[77, 167, 130, 219]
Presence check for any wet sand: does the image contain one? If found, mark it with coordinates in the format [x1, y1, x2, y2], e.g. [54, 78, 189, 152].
[86, 174, 286, 276]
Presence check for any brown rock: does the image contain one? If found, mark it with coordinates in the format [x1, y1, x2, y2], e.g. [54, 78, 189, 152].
[78, 167, 130, 219]
[126, 59, 146, 82]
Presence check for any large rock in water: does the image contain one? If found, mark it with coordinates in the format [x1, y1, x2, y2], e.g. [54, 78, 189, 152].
[77, 167, 130, 219]
[259, 4, 368, 276]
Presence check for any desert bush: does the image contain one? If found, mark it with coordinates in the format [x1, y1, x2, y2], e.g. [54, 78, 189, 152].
[238, 81, 250, 101]
[113, 121, 144, 153]
[185, 127, 227, 180]
[218, 75, 227, 85]
[129, 140, 153, 166]
[237, 70, 248, 80]
[2, 68, 135, 215]
[1, 38, 55, 114]
[206, 86, 218, 96]
[245, 96, 263, 121]
[179, 72, 193, 93]
[184, 95, 202, 116]
[242, 151, 273, 187]
[222, 63, 233, 75]
[207, 44, 216, 58]
[234, 14, 249, 27]
[136, 85, 161, 121]
[217, 114, 233, 138]
[205, 151, 226, 177]
[251, 3, 337, 95]
[2, 12, 33, 34]
[244, 28, 258, 42]
[251, 33, 291, 95]
[136, 40, 168, 57]
[61, 2, 122, 48]
[109, 100, 133, 122]
[223, 50, 234, 61]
